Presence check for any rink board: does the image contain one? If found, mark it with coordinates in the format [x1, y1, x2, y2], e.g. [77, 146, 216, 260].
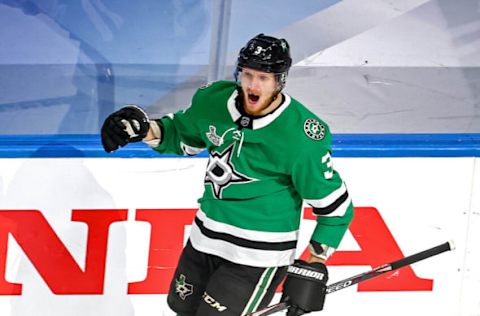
[0, 157, 478, 316]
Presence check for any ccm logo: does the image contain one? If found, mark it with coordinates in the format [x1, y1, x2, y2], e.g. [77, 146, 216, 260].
[288, 267, 325, 281]
[203, 292, 227, 312]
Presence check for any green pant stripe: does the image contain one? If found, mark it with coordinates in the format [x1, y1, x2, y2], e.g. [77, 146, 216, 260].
[242, 267, 277, 315]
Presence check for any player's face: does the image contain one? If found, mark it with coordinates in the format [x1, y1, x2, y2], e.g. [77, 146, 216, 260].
[239, 68, 280, 116]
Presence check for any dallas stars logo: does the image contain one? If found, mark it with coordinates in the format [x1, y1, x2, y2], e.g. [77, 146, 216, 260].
[205, 144, 255, 199]
[304, 118, 325, 140]
[175, 274, 193, 300]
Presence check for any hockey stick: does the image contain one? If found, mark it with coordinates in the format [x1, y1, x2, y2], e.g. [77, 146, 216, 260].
[248, 241, 455, 316]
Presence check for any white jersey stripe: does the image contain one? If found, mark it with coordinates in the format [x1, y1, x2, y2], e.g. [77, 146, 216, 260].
[189, 222, 295, 267]
[197, 208, 298, 243]
[180, 142, 205, 156]
[321, 195, 352, 218]
[304, 182, 347, 208]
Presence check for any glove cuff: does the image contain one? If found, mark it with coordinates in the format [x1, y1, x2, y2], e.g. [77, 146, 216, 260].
[143, 121, 162, 147]
[309, 241, 336, 261]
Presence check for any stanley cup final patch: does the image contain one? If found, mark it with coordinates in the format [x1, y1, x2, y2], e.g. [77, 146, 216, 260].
[304, 118, 325, 140]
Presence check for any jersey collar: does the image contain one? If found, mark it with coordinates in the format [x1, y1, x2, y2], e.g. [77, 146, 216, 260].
[226, 89, 291, 130]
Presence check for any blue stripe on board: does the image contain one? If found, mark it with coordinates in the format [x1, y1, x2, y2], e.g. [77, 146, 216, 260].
[0, 134, 478, 158]
[332, 134, 480, 157]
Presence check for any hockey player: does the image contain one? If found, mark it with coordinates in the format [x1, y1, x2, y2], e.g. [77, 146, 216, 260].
[101, 34, 354, 316]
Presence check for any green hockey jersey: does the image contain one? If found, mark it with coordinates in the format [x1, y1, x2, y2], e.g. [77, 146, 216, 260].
[152, 81, 353, 267]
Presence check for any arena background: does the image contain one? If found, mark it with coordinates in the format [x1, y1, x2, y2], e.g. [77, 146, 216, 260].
[0, 0, 479, 315]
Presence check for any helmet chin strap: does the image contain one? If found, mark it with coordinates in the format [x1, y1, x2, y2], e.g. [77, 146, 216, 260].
[270, 92, 279, 104]
[270, 81, 284, 102]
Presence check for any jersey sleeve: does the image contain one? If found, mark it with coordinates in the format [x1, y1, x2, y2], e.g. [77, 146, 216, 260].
[292, 135, 354, 249]
[151, 89, 207, 156]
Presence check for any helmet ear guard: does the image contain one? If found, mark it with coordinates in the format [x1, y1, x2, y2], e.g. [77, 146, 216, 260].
[235, 33, 292, 91]
[274, 72, 288, 92]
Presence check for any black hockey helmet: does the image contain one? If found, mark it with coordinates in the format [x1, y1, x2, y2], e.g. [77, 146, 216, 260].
[235, 34, 292, 90]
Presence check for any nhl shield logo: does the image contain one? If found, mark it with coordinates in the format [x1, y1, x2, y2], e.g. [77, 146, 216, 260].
[239, 116, 250, 127]
[304, 118, 325, 140]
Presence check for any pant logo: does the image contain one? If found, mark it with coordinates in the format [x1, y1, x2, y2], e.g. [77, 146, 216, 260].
[175, 274, 193, 300]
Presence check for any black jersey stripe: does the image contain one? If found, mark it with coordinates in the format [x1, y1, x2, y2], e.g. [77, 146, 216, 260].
[194, 217, 297, 251]
[312, 190, 349, 216]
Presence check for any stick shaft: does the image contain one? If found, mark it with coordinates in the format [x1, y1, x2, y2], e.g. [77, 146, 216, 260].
[249, 241, 454, 316]
[326, 241, 453, 294]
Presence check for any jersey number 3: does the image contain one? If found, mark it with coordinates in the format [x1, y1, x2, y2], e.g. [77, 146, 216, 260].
[322, 152, 334, 179]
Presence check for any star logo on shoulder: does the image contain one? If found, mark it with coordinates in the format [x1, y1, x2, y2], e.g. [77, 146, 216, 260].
[205, 144, 256, 199]
[304, 118, 325, 140]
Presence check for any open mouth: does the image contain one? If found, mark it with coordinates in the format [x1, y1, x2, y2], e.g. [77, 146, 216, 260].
[248, 94, 260, 103]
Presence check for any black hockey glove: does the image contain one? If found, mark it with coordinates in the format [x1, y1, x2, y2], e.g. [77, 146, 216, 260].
[101, 105, 150, 153]
[281, 260, 328, 316]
